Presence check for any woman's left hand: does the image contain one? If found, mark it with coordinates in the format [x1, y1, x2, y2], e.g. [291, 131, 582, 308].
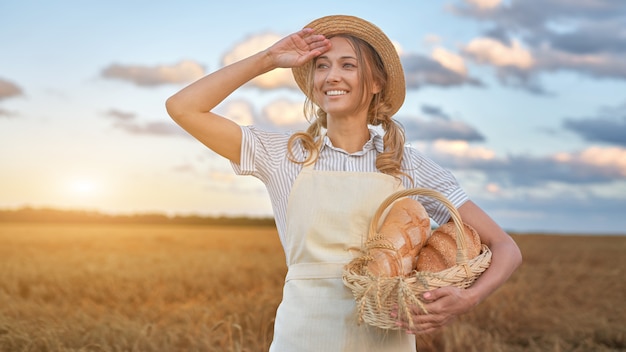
[395, 286, 477, 334]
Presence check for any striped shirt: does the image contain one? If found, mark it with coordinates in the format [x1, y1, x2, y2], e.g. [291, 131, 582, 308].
[231, 125, 468, 250]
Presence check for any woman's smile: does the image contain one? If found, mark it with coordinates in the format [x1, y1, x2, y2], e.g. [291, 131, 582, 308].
[325, 90, 348, 96]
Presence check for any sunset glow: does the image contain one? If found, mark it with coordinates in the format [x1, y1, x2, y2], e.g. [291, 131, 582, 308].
[68, 179, 98, 196]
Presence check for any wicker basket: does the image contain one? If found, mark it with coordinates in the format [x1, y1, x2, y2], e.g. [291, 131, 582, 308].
[342, 188, 492, 330]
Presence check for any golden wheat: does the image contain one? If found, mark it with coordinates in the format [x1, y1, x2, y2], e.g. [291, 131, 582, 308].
[0, 224, 624, 352]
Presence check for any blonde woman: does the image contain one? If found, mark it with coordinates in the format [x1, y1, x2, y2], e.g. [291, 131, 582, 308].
[166, 15, 521, 352]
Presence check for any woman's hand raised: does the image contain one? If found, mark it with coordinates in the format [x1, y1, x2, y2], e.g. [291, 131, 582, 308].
[265, 28, 331, 69]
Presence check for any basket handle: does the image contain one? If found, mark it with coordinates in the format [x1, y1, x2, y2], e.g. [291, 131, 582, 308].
[368, 188, 469, 267]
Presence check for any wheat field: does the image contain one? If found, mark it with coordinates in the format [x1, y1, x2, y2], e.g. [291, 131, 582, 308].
[0, 223, 624, 352]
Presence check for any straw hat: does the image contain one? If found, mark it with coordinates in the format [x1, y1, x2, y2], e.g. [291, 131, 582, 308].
[292, 15, 406, 116]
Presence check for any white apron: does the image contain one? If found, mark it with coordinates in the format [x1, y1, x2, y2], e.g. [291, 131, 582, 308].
[269, 163, 417, 352]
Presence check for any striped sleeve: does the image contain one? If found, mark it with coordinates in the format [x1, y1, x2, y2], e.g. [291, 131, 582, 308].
[231, 126, 257, 176]
[230, 125, 292, 183]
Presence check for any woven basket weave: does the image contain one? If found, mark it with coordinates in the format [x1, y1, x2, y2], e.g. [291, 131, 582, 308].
[342, 188, 492, 330]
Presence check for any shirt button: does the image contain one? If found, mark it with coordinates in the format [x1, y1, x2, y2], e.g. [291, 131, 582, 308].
[347, 156, 354, 171]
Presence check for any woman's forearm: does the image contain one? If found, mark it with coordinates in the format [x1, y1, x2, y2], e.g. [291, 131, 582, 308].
[457, 200, 522, 306]
[465, 236, 522, 306]
[164, 50, 276, 162]
[166, 50, 275, 119]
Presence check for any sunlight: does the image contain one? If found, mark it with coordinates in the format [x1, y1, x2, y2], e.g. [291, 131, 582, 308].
[68, 178, 98, 196]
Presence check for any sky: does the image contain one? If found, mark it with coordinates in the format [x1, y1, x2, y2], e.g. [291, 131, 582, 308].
[1, 0, 625, 234]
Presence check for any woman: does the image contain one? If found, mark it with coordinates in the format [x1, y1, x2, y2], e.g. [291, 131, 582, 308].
[166, 14, 521, 352]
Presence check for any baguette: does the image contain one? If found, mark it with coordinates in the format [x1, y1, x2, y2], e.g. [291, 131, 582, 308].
[367, 198, 431, 277]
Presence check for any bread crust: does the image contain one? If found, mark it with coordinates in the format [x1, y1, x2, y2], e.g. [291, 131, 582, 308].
[367, 198, 431, 277]
[415, 222, 481, 272]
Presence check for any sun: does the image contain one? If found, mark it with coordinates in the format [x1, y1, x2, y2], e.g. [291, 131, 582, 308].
[68, 178, 98, 196]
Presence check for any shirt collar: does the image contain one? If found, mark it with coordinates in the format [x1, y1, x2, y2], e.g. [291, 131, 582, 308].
[321, 128, 385, 155]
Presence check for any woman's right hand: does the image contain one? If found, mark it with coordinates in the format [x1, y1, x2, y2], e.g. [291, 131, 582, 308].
[265, 28, 331, 69]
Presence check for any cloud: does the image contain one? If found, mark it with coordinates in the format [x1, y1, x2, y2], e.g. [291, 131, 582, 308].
[216, 98, 307, 131]
[172, 163, 196, 174]
[463, 0, 501, 10]
[398, 105, 485, 142]
[401, 117, 485, 142]
[451, 0, 626, 91]
[461, 37, 550, 93]
[431, 47, 468, 75]
[0, 78, 23, 101]
[509, 149, 626, 185]
[452, 0, 624, 30]
[534, 47, 626, 80]
[424, 140, 496, 162]
[563, 103, 626, 146]
[463, 37, 534, 69]
[424, 141, 626, 186]
[222, 33, 297, 90]
[103, 108, 189, 137]
[402, 53, 483, 88]
[421, 104, 452, 120]
[114, 121, 189, 137]
[104, 109, 137, 121]
[0, 108, 17, 118]
[471, 186, 626, 234]
[544, 21, 626, 56]
[262, 99, 307, 128]
[217, 100, 255, 126]
[101, 60, 205, 86]
[553, 147, 626, 179]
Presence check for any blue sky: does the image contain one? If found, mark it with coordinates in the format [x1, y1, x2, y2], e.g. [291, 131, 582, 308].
[1, 0, 625, 234]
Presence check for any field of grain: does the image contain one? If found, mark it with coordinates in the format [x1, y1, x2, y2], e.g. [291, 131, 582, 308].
[0, 223, 624, 352]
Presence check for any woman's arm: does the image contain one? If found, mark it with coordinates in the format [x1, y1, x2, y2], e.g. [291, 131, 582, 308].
[165, 28, 330, 163]
[400, 200, 522, 334]
[456, 200, 522, 305]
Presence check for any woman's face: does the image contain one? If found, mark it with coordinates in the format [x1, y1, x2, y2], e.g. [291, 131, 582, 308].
[312, 36, 378, 119]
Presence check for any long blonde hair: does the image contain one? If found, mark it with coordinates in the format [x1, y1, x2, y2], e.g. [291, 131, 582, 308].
[288, 35, 408, 179]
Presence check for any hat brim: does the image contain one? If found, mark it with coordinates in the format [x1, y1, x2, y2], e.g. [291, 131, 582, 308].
[292, 15, 405, 117]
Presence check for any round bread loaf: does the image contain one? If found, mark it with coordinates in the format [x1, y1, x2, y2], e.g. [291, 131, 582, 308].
[367, 198, 431, 277]
[415, 222, 481, 273]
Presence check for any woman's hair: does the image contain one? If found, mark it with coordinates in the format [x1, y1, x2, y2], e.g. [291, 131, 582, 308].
[287, 35, 408, 179]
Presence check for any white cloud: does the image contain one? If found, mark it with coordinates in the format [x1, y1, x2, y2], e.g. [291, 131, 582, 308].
[222, 33, 280, 64]
[554, 146, 626, 177]
[221, 100, 255, 126]
[431, 140, 496, 160]
[464, 37, 535, 69]
[253, 68, 297, 89]
[263, 99, 305, 126]
[101, 60, 205, 86]
[464, 0, 502, 9]
[432, 47, 468, 75]
[392, 40, 404, 57]
[222, 33, 297, 89]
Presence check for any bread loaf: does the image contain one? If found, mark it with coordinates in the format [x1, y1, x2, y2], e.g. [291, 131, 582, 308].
[367, 198, 431, 277]
[415, 222, 481, 273]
